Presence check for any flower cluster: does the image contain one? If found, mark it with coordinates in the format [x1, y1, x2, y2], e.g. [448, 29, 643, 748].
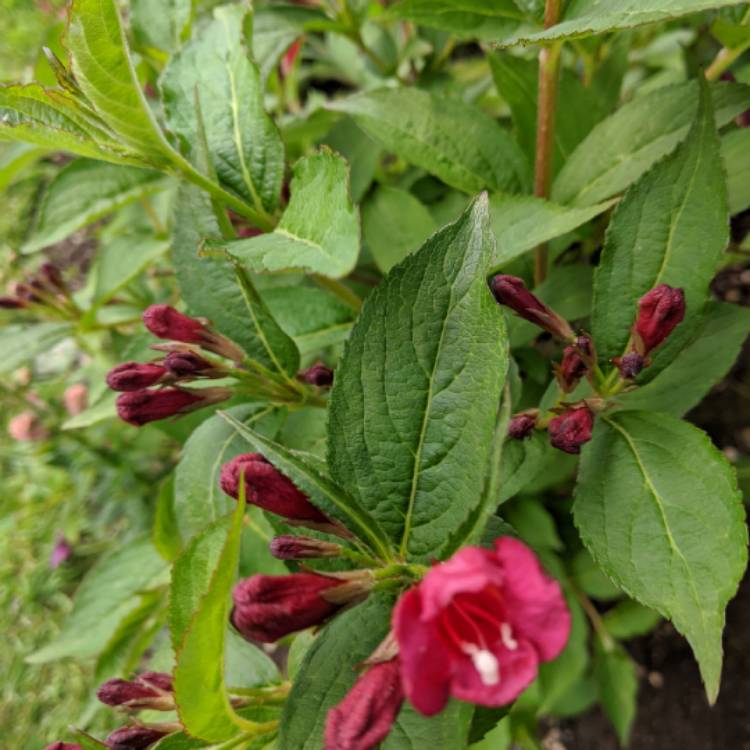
[491, 275, 685, 454]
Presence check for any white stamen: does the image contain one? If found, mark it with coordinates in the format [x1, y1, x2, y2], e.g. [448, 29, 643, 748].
[462, 644, 500, 686]
[501, 622, 518, 651]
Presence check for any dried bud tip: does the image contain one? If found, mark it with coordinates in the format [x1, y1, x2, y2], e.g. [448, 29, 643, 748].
[548, 406, 594, 455]
[298, 363, 334, 387]
[508, 412, 537, 440]
[270, 535, 342, 560]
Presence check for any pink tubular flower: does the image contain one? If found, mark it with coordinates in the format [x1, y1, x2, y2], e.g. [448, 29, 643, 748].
[324, 658, 404, 750]
[106, 362, 169, 391]
[269, 535, 342, 560]
[393, 538, 570, 716]
[116, 387, 231, 426]
[489, 275, 575, 341]
[633, 284, 685, 355]
[105, 726, 170, 749]
[97, 672, 174, 710]
[232, 572, 371, 643]
[548, 406, 594, 455]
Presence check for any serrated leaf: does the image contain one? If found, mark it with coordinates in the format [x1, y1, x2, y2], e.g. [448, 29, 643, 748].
[171, 501, 249, 742]
[593, 638, 638, 745]
[500, 0, 748, 45]
[327, 88, 530, 194]
[23, 159, 164, 253]
[553, 80, 750, 207]
[221, 149, 359, 279]
[574, 411, 747, 702]
[327, 195, 508, 561]
[161, 4, 284, 214]
[723, 128, 750, 214]
[592, 79, 728, 370]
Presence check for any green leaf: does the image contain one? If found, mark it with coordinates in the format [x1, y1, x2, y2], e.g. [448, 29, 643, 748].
[602, 600, 661, 639]
[593, 638, 638, 746]
[28, 537, 167, 663]
[723, 128, 750, 215]
[61, 390, 117, 430]
[221, 149, 360, 279]
[23, 159, 164, 253]
[172, 185, 300, 376]
[327, 195, 508, 561]
[130, 0, 194, 55]
[225, 627, 280, 689]
[171, 501, 249, 742]
[173, 405, 283, 545]
[489, 193, 614, 270]
[220, 413, 394, 561]
[323, 117, 382, 203]
[363, 185, 437, 273]
[616, 302, 750, 415]
[0, 322, 72, 375]
[574, 411, 747, 701]
[0, 143, 46, 191]
[153, 476, 182, 563]
[500, 0, 749, 45]
[592, 79, 728, 369]
[161, 4, 284, 214]
[497, 431, 555, 502]
[553, 80, 750, 206]
[502, 498, 563, 551]
[570, 548, 622, 601]
[327, 88, 530, 194]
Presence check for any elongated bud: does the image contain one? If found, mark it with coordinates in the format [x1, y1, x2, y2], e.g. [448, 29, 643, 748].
[143, 305, 244, 362]
[508, 411, 537, 440]
[43, 744, 82, 750]
[0, 296, 25, 309]
[105, 726, 170, 749]
[97, 673, 174, 710]
[548, 406, 594, 454]
[39, 262, 66, 293]
[325, 658, 404, 750]
[8, 411, 49, 441]
[232, 572, 372, 643]
[632, 285, 685, 355]
[116, 387, 231, 426]
[615, 352, 646, 380]
[490, 275, 575, 341]
[163, 350, 224, 379]
[106, 362, 169, 391]
[270, 535, 342, 560]
[298, 363, 334, 387]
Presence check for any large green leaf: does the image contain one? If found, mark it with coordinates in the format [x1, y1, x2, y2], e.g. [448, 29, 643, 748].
[553, 80, 750, 206]
[574, 411, 747, 701]
[172, 185, 300, 377]
[161, 4, 284, 214]
[28, 537, 167, 663]
[327, 195, 508, 561]
[592, 80, 728, 368]
[327, 88, 530, 194]
[130, 0, 194, 55]
[220, 149, 359, 279]
[23, 159, 164, 253]
[723, 128, 750, 215]
[500, 0, 748, 44]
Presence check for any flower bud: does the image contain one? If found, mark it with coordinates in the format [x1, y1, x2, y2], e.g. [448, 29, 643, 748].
[325, 658, 404, 750]
[163, 350, 223, 379]
[8, 411, 49, 441]
[63, 383, 88, 415]
[0, 296, 25, 309]
[270, 535, 342, 560]
[106, 362, 169, 392]
[507, 412, 537, 440]
[616, 352, 645, 380]
[232, 572, 370, 642]
[97, 673, 174, 711]
[116, 387, 231, 426]
[557, 335, 592, 392]
[632, 285, 685, 355]
[105, 726, 170, 750]
[490, 275, 575, 341]
[50, 536, 72, 569]
[220, 453, 333, 527]
[548, 406, 594, 455]
[39, 262, 66, 292]
[298, 363, 334, 387]
[43, 744, 82, 750]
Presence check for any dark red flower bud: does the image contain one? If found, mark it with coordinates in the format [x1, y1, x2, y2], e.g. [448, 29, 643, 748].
[0, 296, 25, 309]
[325, 658, 404, 750]
[232, 572, 371, 642]
[298, 363, 334, 387]
[548, 406, 594, 454]
[270, 535, 342, 560]
[163, 350, 221, 378]
[13, 282, 43, 304]
[105, 726, 169, 750]
[106, 362, 169, 391]
[616, 352, 646, 379]
[508, 412, 537, 440]
[116, 387, 231, 426]
[138, 672, 173, 691]
[43, 743, 82, 750]
[557, 336, 592, 392]
[490, 275, 575, 341]
[97, 673, 174, 710]
[633, 285, 685, 355]
[220, 453, 332, 526]
[39, 262, 65, 292]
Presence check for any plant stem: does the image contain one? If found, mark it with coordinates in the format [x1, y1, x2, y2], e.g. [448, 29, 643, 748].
[311, 273, 363, 312]
[533, 0, 563, 285]
[704, 8, 750, 81]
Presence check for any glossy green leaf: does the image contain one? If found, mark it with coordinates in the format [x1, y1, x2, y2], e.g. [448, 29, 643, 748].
[327, 88, 530, 194]
[161, 4, 284, 213]
[221, 149, 359, 279]
[130, 0, 194, 55]
[574, 411, 747, 701]
[593, 638, 638, 745]
[553, 80, 750, 206]
[24, 160, 164, 253]
[327, 195, 508, 561]
[723, 128, 750, 215]
[0, 323, 72, 375]
[592, 80, 728, 369]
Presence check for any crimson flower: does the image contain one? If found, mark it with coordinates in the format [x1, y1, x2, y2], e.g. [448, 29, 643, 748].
[548, 406, 594, 454]
[393, 538, 570, 715]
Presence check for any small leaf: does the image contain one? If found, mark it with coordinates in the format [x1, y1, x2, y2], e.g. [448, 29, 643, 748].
[221, 149, 360, 279]
[602, 600, 662, 639]
[327, 88, 530, 194]
[153, 476, 181, 562]
[574, 411, 747, 701]
[593, 638, 638, 746]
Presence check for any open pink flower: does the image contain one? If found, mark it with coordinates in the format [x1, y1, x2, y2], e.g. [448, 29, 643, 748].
[393, 537, 570, 716]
